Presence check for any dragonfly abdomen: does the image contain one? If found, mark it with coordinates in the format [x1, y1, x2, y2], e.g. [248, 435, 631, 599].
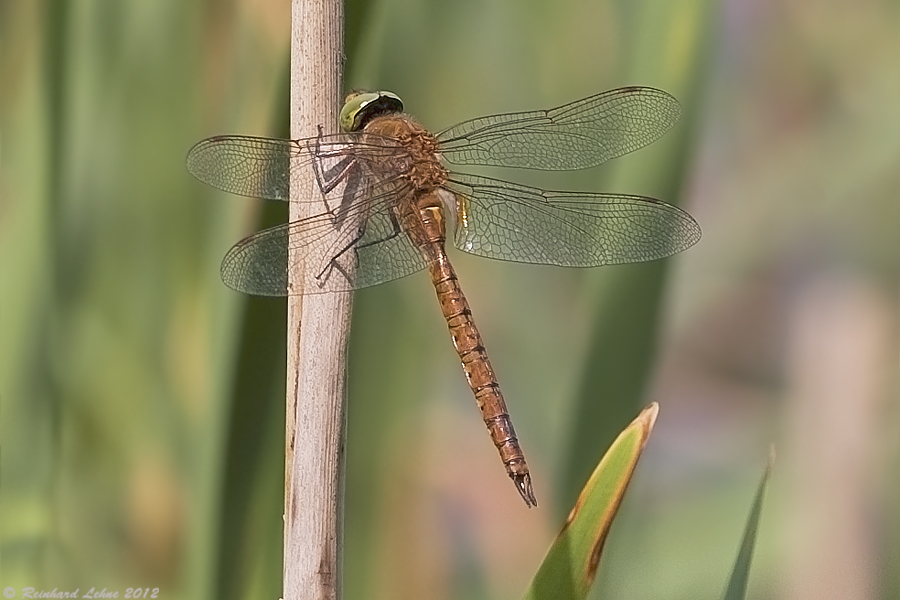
[427, 247, 536, 507]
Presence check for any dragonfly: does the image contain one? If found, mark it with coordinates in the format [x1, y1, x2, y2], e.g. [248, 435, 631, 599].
[187, 87, 701, 507]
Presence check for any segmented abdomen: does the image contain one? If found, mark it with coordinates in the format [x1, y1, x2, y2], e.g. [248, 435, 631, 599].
[427, 250, 536, 507]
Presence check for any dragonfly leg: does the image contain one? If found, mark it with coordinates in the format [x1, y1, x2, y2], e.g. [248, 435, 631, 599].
[328, 166, 365, 229]
[313, 224, 367, 287]
[313, 208, 405, 289]
[307, 126, 358, 197]
[311, 154, 357, 196]
[354, 206, 403, 250]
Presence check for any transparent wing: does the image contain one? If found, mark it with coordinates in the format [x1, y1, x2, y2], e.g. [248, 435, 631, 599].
[220, 180, 429, 295]
[186, 133, 407, 200]
[437, 87, 680, 171]
[445, 174, 700, 266]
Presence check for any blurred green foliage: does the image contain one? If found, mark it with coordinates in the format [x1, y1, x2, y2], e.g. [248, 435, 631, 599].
[2, 0, 898, 599]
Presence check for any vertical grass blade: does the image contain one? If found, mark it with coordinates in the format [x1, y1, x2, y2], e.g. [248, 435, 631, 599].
[560, 0, 720, 510]
[722, 448, 775, 600]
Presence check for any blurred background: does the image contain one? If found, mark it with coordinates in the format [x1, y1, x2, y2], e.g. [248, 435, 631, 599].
[2, 0, 898, 599]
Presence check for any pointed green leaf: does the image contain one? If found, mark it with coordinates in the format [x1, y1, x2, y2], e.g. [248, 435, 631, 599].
[523, 403, 658, 600]
[722, 447, 775, 600]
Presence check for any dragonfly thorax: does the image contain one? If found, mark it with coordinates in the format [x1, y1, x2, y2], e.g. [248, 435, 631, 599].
[363, 115, 448, 191]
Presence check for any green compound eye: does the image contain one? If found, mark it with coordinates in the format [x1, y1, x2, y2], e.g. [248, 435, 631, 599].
[340, 91, 404, 132]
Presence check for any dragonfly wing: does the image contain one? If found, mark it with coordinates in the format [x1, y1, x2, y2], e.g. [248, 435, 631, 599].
[437, 87, 680, 171]
[186, 133, 406, 201]
[351, 192, 431, 290]
[220, 183, 429, 295]
[445, 174, 700, 267]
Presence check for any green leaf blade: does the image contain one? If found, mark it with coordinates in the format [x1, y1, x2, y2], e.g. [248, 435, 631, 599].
[524, 403, 658, 600]
[722, 448, 775, 600]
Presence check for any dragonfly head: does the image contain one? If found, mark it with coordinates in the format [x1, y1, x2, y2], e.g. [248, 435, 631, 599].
[340, 91, 404, 132]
